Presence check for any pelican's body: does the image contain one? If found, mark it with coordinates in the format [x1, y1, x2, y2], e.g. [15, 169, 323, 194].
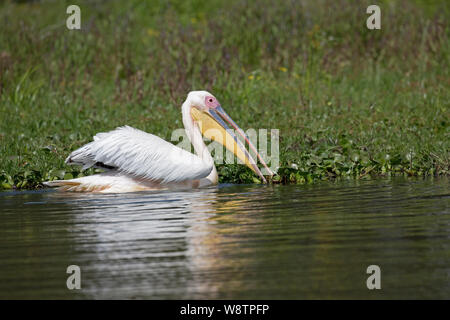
[44, 91, 272, 193]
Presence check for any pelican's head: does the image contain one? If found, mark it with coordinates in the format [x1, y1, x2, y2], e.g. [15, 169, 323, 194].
[185, 90, 273, 183]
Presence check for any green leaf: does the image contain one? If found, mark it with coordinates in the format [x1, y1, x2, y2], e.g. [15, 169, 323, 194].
[1, 182, 12, 189]
[64, 173, 74, 180]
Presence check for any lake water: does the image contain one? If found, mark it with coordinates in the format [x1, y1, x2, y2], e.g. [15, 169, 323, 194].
[0, 177, 449, 299]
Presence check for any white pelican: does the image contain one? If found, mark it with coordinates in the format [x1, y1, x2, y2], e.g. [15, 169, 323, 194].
[44, 91, 273, 193]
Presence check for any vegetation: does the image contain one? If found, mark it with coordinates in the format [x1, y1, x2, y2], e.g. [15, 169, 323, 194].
[0, 0, 448, 190]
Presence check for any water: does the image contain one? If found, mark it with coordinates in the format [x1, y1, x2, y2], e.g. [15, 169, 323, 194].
[0, 177, 449, 299]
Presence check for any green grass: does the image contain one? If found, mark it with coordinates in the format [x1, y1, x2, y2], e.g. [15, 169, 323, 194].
[0, 0, 449, 190]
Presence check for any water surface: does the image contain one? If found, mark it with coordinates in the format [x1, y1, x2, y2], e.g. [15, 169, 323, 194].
[0, 177, 449, 299]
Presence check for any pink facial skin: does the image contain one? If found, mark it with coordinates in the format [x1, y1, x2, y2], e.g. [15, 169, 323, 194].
[205, 96, 220, 108]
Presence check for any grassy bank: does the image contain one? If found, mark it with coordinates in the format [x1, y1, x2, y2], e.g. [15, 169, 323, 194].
[0, 0, 449, 190]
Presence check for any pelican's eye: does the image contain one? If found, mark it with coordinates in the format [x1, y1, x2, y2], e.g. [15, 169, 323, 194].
[205, 96, 219, 108]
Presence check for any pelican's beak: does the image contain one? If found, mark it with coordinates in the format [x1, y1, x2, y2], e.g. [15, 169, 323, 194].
[191, 106, 274, 183]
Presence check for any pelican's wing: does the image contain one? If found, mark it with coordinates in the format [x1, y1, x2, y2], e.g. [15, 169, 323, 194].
[66, 126, 212, 183]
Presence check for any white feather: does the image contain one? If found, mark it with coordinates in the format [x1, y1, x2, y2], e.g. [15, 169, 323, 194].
[66, 126, 213, 183]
